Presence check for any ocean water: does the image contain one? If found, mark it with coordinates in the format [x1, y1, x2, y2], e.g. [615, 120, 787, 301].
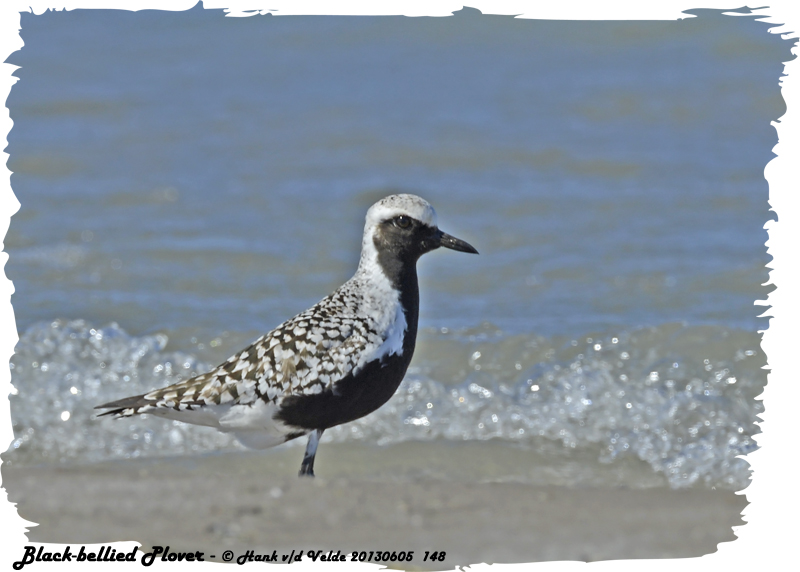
[3, 7, 791, 491]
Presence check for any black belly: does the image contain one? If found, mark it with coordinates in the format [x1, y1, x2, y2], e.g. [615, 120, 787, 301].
[274, 352, 412, 431]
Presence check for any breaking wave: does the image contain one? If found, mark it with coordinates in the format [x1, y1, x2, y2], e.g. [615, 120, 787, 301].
[6, 319, 764, 490]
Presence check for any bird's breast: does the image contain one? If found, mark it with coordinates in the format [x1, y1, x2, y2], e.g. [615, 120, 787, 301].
[273, 268, 420, 432]
[274, 349, 414, 431]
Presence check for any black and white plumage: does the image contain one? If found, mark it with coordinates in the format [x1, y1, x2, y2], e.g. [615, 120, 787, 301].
[96, 194, 477, 476]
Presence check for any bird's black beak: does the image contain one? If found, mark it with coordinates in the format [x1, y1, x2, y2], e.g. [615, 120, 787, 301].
[437, 230, 479, 254]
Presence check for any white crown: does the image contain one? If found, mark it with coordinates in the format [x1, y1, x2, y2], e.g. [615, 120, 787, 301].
[364, 194, 438, 230]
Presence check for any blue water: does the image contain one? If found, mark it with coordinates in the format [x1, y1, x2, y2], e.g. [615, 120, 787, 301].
[3, 6, 792, 489]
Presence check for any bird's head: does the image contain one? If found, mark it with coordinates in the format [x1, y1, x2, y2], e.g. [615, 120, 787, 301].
[361, 194, 478, 271]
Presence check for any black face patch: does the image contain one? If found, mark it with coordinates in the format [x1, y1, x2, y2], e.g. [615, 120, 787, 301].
[375, 217, 439, 259]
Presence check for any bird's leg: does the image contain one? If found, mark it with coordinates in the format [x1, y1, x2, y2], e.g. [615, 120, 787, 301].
[298, 429, 324, 477]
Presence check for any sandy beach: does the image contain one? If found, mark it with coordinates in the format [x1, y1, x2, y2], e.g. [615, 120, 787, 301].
[3, 445, 748, 568]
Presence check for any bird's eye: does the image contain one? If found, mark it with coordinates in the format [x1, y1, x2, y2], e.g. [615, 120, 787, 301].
[394, 215, 412, 229]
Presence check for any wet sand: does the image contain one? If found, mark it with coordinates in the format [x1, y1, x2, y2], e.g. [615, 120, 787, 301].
[2, 446, 747, 568]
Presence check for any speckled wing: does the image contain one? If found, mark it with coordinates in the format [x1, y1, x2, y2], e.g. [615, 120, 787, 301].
[95, 287, 401, 425]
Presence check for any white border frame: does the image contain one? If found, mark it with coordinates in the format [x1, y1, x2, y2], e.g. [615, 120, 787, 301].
[1, 2, 797, 570]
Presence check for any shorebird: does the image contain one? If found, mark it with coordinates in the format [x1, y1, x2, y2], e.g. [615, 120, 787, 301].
[96, 194, 477, 476]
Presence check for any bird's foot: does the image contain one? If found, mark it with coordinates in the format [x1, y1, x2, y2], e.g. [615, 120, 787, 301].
[297, 429, 323, 478]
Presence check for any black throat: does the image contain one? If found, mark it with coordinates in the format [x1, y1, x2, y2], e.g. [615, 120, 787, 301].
[376, 245, 420, 357]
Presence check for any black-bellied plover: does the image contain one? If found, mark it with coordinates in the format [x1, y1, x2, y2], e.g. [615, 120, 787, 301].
[96, 194, 477, 476]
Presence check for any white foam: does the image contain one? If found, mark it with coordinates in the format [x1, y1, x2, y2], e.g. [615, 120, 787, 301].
[6, 319, 763, 490]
